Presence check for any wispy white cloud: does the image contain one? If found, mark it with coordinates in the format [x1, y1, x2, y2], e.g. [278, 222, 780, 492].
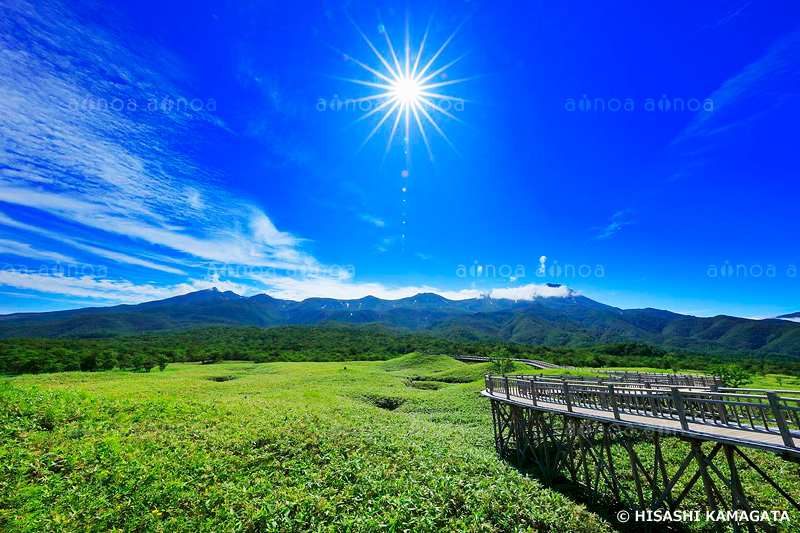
[0, 212, 186, 275]
[360, 214, 386, 227]
[0, 268, 253, 305]
[669, 28, 800, 164]
[588, 210, 635, 241]
[0, 238, 76, 263]
[374, 237, 396, 254]
[0, 0, 315, 281]
[713, 2, 751, 26]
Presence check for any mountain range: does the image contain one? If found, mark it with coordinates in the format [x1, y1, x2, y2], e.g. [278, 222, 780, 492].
[2, 286, 799, 358]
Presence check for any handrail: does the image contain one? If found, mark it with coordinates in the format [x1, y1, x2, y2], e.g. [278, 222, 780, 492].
[442, 353, 721, 385]
[513, 375, 715, 392]
[484, 374, 800, 451]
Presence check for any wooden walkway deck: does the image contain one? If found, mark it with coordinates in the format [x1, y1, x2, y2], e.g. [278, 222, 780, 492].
[483, 375, 800, 460]
[485, 374, 800, 529]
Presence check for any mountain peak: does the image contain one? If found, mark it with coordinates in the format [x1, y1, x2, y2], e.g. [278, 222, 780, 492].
[250, 293, 277, 301]
[182, 288, 242, 301]
[408, 292, 451, 303]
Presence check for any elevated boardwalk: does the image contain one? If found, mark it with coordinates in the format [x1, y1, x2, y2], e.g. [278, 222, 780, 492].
[484, 374, 800, 458]
[444, 353, 722, 387]
[483, 374, 800, 531]
[445, 354, 560, 370]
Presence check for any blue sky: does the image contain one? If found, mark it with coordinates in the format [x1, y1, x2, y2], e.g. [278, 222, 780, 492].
[0, 0, 799, 317]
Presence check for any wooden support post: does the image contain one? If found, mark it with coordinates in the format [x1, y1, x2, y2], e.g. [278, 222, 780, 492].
[531, 380, 538, 406]
[692, 442, 724, 533]
[608, 383, 620, 420]
[504, 375, 510, 400]
[490, 400, 500, 453]
[653, 433, 674, 509]
[623, 439, 646, 509]
[723, 445, 756, 533]
[563, 381, 573, 412]
[671, 387, 689, 430]
[734, 447, 800, 512]
[710, 385, 729, 425]
[766, 392, 795, 448]
[645, 382, 657, 415]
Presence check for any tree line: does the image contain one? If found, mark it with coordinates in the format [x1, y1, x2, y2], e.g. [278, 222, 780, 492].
[1, 325, 798, 376]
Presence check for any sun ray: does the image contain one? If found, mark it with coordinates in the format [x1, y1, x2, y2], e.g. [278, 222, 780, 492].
[404, 14, 410, 77]
[416, 91, 474, 103]
[343, 10, 400, 80]
[417, 95, 463, 124]
[413, 18, 468, 82]
[410, 13, 434, 79]
[345, 93, 396, 104]
[418, 76, 481, 90]
[329, 75, 395, 91]
[415, 101, 459, 155]
[416, 50, 474, 86]
[410, 101, 434, 161]
[384, 103, 404, 158]
[319, 40, 397, 86]
[346, 95, 398, 129]
[358, 99, 402, 151]
[378, 17, 404, 82]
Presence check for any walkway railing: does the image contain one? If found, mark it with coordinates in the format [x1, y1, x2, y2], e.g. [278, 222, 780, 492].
[444, 354, 561, 369]
[601, 370, 722, 387]
[485, 374, 800, 451]
[441, 353, 722, 386]
[515, 372, 722, 388]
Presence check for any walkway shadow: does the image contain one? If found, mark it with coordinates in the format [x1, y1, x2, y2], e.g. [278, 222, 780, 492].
[502, 453, 694, 533]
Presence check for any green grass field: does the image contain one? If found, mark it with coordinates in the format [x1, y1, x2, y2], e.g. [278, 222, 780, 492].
[2, 356, 799, 532]
[1, 356, 612, 532]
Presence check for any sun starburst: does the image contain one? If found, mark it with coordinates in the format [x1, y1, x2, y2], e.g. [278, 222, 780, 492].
[334, 13, 472, 161]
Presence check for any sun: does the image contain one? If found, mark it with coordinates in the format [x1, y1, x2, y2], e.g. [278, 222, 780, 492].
[331, 12, 474, 160]
[393, 75, 422, 106]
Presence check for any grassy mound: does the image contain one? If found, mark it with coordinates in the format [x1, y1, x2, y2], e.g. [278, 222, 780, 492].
[421, 361, 529, 383]
[383, 352, 538, 383]
[381, 352, 465, 374]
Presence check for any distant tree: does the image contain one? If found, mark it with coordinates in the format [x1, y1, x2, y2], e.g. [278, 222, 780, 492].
[157, 354, 169, 371]
[129, 353, 145, 371]
[489, 348, 515, 374]
[712, 364, 753, 388]
[80, 352, 98, 372]
[202, 351, 221, 365]
[142, 356, 157, 372]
